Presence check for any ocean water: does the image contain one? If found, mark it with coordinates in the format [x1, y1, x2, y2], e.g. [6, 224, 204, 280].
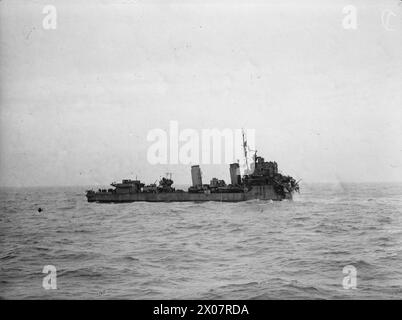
[0, 183, 401, 300]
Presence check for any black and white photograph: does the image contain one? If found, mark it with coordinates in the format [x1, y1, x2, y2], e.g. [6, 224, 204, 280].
[0, 0, 401, 306]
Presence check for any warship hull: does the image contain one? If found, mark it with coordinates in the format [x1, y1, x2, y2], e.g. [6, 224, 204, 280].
[86, 185, 292, 203]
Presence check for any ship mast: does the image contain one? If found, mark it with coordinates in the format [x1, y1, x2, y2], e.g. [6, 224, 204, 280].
[242, 129, 249, 172]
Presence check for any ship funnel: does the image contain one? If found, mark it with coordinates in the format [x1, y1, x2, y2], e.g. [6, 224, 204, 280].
[229, 163, 241, 185]
[191, 165, 203, 187]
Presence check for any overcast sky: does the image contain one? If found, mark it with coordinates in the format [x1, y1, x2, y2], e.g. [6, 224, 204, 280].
[0, 0, 401, 187]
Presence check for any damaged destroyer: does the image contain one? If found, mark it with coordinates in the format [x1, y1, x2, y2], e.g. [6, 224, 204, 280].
[86, 135, 300, 203]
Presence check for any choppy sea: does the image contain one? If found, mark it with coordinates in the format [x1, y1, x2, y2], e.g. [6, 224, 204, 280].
[0, 183, 401, 299]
